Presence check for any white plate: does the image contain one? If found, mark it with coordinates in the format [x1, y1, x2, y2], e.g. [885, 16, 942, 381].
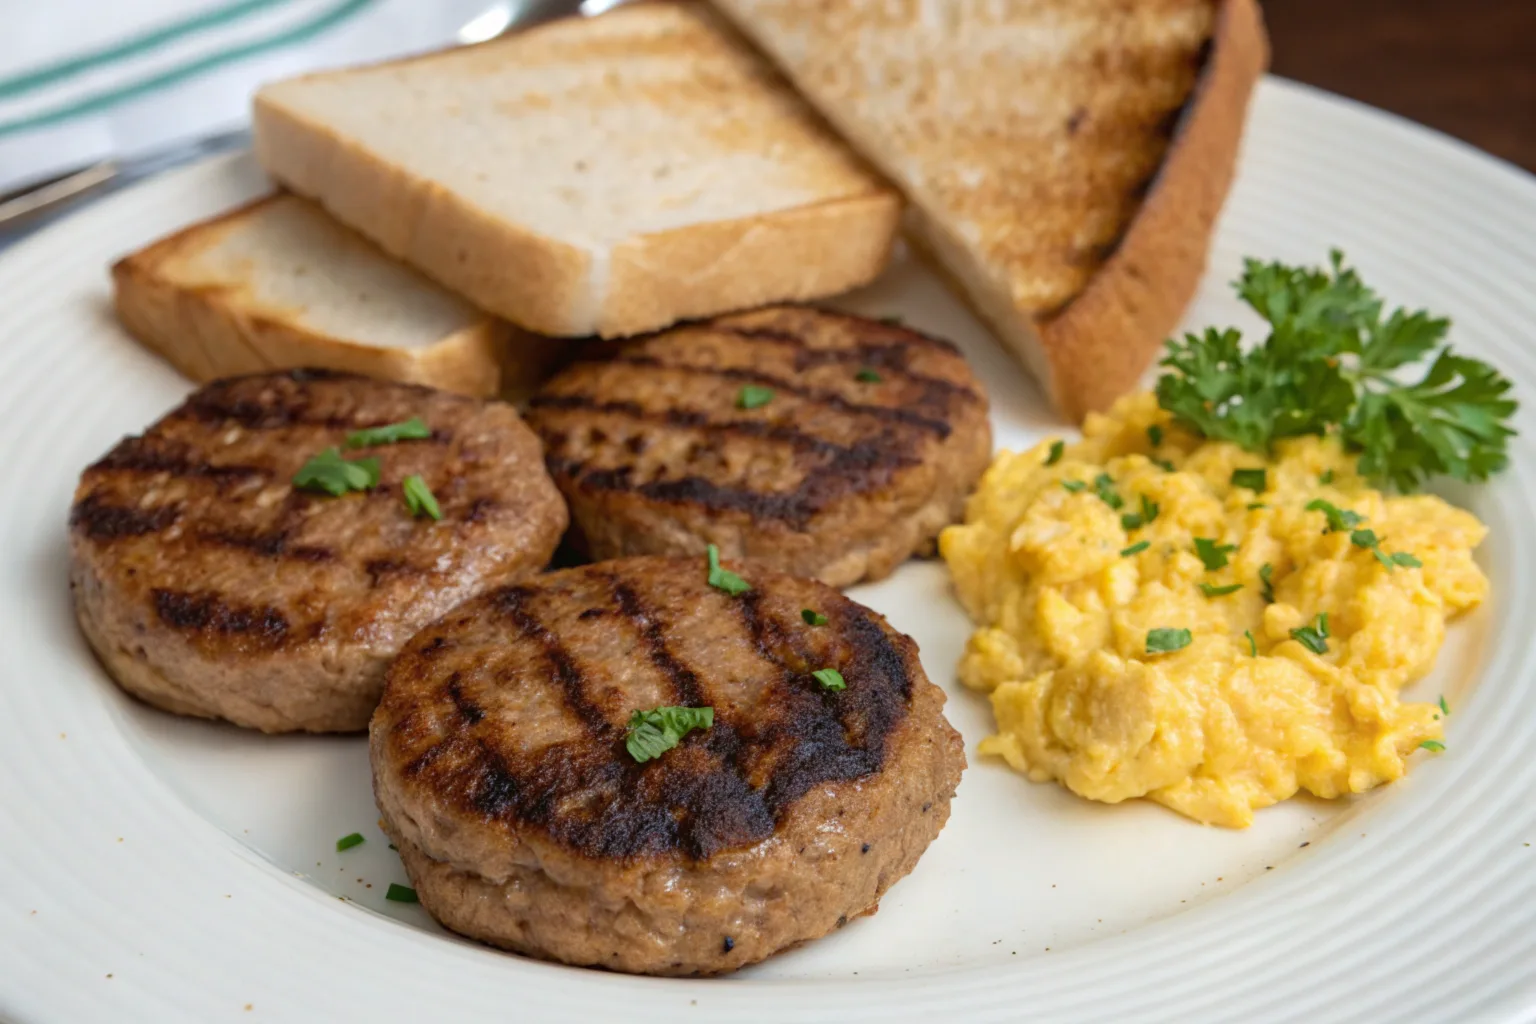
[4, 78, 1536, 1023]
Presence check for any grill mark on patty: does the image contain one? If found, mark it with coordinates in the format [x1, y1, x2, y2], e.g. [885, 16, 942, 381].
[463, 498, 498, 524]
[175, 369, 445, 433]
[365, 558, 421, 587]
[90, 440, 269, 481]
[547, 424, 917, 529]
[445, 674, 484, 724]
[392, 568, 919, 863]
[197, 527, 333, 563]
[555, 465, 818, 526]
[734, 590, 912, 812]
[720, 312, 963, 356]
[528, 395, 850, 458]
[151, 588, 289, 646]
[607, 355, 953, 437]
[493, 586, 611, 738]
[607, 576, 705, 706]
[70, 495, 180, 539]
[716, 326, 979, 403]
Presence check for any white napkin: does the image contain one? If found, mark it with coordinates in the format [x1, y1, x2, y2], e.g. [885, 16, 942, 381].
[0, 0, 512, 192]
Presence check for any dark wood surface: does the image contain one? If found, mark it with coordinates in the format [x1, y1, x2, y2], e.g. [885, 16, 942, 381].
[1264, 0, 1536, 172]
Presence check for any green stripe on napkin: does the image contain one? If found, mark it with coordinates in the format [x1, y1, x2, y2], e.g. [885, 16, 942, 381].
[0, 0, 377, 140]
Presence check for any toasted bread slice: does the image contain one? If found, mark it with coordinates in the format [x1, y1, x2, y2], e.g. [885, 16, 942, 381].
[112, 194, 566, 399]
[251, 2, 902, 341]
[712, 0, 1268, 419]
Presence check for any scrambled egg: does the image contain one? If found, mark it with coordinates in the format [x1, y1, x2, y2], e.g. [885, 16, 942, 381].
[940, 393, 1488, 827]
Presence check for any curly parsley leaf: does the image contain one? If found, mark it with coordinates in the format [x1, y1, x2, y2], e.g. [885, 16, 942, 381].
[812, 668, 846, 692]
[346, 417, 430, 448]
[1155, 251, 1516, 491]
[1146, 628, 1192, 654]
[1290, 612, 1330, 655]
[1093, 473, 1123, 510]
[625, 705, 714, 763]
[1194, 537, 1237, 571]
[1306, 498, 1365, 533]
[706, 545, 750, 596]
[402, 475, 441, 520]
[293, 448, 379, 496]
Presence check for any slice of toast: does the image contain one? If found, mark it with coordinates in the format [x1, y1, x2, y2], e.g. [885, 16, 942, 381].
[712, 0, 1268, 419]
[112, 193, 563, 399]
[252, 2, 902, 340]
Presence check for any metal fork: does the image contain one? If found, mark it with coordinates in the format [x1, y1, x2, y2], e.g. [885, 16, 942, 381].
[0, 0, 597, 242]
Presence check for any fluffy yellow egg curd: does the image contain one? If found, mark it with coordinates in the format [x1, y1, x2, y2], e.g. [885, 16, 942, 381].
[940, 393, 1489, 827]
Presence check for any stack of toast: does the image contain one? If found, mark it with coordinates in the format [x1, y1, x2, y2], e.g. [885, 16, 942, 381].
[112, 0, 1266, 419]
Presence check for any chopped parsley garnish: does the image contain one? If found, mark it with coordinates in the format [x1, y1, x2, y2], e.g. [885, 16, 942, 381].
[293, 448, 380, 496]
[1194, 537, 1237, 571]
[856, 368, 883, 383]
[1348, 527, 1420, 571]
[737, 385, 775, 409]
[1121, 541, 1150, 557]
[1122, 495, 1160, 531]
[801, 609, 828, 626]
[1319, 469, 1336, 484]
[346, 417, 430, 448]
[1062, 480, 1087, 493]
[335, 832, 365, 852]
[1147, 425, 1164, 448]
[385, 884, 418, 903]
[1093, 473, 1123, 509]
[402, 475, 441, 520]
[1289, 613, 1330, 654]
[1154, 250, 1516, 491]
[1248, 502, 1269, 510]
[624, 705, 714, 763]
[1244, 629, 1258, 657]
[1199, 582, 1244, 598]
[1146, 628, 1193, 654]
[1258, 563, 1276, 602]
[1231, 468, 1267, 491]
[1045, 440, 1065, 466]
[1439, 695, 1451, 716]
[1152, 458, 1176, 472]
[706, 545, 749, 596]
[812, 668, 846, 692]
[1419, 739, 1445, 752]
[1307, 498, 1365, 532]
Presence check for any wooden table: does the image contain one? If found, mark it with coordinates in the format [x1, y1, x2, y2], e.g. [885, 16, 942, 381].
[1265, 0, 1536, 172]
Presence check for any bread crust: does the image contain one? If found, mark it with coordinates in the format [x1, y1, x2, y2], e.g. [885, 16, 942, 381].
[111, 194, 559, 399]
[604, 192, 900, 337]
[1037, 0, 1269, 420]
[251, 100, 598, 340]
[251, 3, 902, 341]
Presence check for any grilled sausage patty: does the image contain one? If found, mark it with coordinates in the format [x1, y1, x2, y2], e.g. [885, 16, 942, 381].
[524, 306, 991, 588]
[69, 369, 566, 733]
[370, 555, 964, 975]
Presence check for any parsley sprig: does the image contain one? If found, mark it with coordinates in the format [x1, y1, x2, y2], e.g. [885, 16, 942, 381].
[625, 705, 714, 763]
[1156, 251, 1516, 491]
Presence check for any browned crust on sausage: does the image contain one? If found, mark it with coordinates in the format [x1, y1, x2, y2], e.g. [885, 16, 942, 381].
[524, 306, 991, 587]
[1038, 0, 1269, 420]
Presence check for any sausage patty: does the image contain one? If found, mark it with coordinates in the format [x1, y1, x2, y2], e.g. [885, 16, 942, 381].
[69, 369, 566, 733]
[524, 306, 991, 587]
[370, 555, 964, 975]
